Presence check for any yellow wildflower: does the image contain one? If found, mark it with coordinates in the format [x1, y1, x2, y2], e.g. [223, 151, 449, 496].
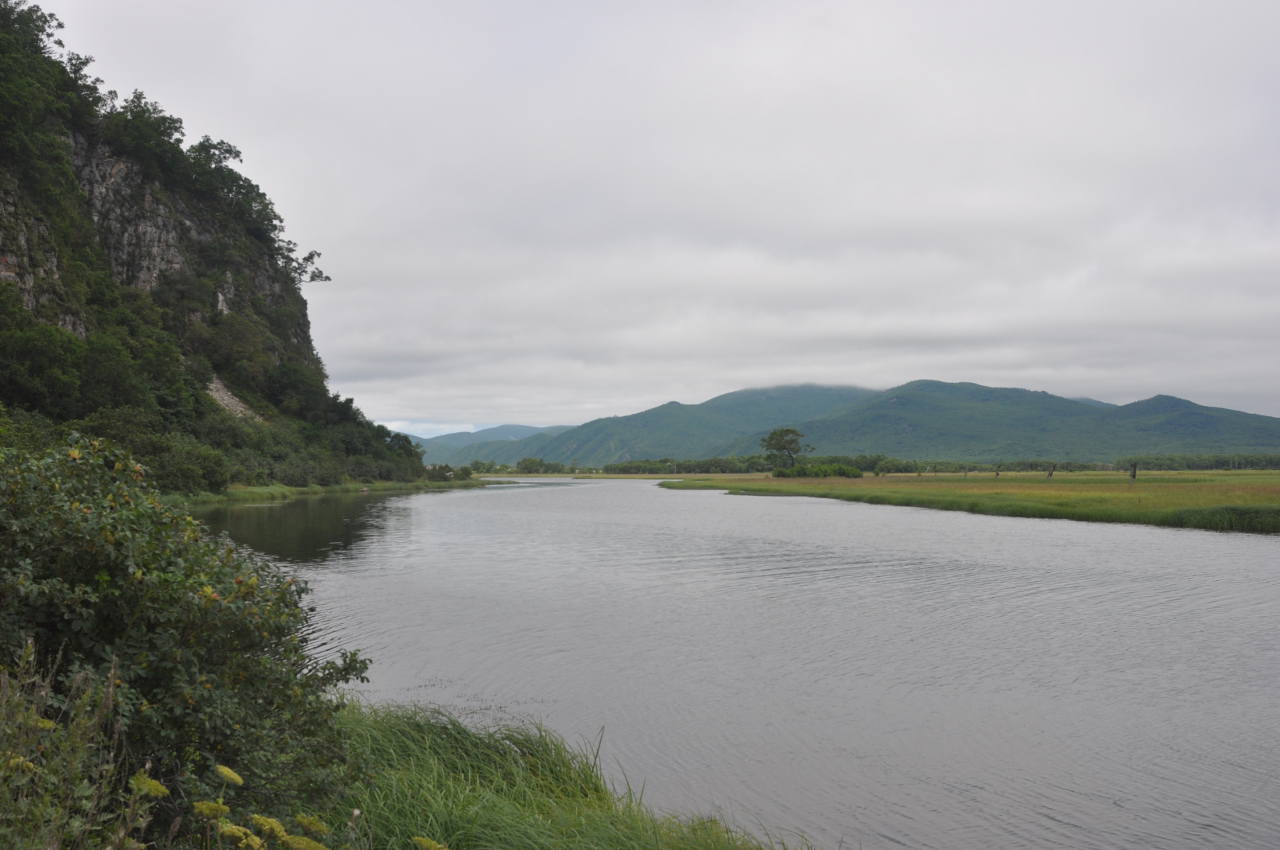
[220, 824, 265, 849]
[250, 814, 288, 841]
[193, 800, 231, 819]
[128, 770, 170, 798]
[411, 838, 449, 850]
[215, 763, 245, 786]
[281, 836, 329, 850]
[293, 814, 331, 836]
[34, 717, 56, 731]
[6, 755, 36, 772]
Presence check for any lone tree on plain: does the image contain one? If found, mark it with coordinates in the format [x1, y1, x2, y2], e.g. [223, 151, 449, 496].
[760, 427, 812, 469]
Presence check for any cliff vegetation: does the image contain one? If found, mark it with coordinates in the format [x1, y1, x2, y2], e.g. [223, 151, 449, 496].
[0, 0, 423, 491]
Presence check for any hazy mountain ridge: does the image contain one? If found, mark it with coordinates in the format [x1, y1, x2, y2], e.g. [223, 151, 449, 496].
[407, 424, 570, 451]
[416, 385, 876, 465]
[420, 381, 1280, 466]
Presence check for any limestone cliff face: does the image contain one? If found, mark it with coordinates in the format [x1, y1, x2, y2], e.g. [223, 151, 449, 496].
[71, 133, 191, 294]
[0, 171, 76, 332]
[0, 131, 319, 368]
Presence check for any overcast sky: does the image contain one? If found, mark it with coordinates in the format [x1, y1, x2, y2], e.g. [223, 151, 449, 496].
[50, 0, 1280, 434]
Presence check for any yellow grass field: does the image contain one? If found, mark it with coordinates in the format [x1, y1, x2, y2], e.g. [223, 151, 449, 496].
[657, 470, 1280, 534]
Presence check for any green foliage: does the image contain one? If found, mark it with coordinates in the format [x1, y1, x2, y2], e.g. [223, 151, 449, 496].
[760, 428, 811, 469]
[97, 90, 186, 177]
[2, 649, 128, 849]
[602, 456, 772, 474]
[1115, 453, 1280, 471]
[515, 456, 568, 474]
[0, 440, 369, 836]
[0, 1, 73, 189]
[773, 463, 862, 478]
[0, 4, 407, 493]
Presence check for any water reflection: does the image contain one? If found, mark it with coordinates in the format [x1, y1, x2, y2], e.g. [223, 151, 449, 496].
[203, 479, 1280, 850]
[192, 493, 397, 562]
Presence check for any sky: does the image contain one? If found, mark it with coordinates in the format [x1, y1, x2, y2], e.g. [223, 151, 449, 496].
[48, 0, 1280, 435]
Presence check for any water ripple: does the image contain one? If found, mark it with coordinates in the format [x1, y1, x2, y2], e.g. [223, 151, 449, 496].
[203, 479, 1280, 850]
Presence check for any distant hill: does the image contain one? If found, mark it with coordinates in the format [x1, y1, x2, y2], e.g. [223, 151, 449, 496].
[724, 381, 1280, 462]
[427, 380, 1280, 467]
[410, 425, 572, 464]
[430, 385, 877, 466]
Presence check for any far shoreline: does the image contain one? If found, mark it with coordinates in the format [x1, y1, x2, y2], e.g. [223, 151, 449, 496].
[656, 470, 1280, 535]
[169, 477, 495, 508]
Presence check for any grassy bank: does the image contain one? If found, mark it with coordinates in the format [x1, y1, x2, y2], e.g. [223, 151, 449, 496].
[3, 442, 786, 849]
[0, 662, 797, 850]
[170, 477, 493, 507]
[324, 702, 799, 850]
[662, 470, 1280, 534]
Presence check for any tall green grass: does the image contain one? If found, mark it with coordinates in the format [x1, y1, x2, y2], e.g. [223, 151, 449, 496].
[330, 703, 802, 850]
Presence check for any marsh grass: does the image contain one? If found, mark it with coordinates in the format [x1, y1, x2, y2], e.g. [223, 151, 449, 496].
[662, 471, 1280, 533]
[332, 703, 802, 850]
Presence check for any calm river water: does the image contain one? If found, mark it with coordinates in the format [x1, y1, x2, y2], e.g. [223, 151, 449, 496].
[196, 479, 1280, 849]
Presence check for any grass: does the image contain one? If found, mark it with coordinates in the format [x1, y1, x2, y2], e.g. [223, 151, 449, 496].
[661, 470, 1280, 534]
[2, 665, 799, 850]
[169, 477, 492, 507]
[330, 702, 803, 850]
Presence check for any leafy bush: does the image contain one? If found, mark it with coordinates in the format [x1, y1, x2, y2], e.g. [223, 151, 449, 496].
[0, 439, 369, 835]
[773, 463, 863, 478]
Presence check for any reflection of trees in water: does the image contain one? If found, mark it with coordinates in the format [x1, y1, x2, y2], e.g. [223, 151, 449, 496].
[194, 494, 392, 562]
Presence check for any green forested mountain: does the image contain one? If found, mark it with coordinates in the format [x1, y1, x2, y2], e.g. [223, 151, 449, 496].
[424, 385, 877, 466]
[433, 380, 1280, 467]
[407, 424, 571, 461]
[761, 381, 1280, 461]
[0, 2, 422, 490]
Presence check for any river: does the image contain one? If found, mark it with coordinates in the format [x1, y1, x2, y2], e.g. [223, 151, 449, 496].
[195, 478, 1280, 849]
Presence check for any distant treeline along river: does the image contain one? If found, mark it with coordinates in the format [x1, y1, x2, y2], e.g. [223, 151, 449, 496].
[197, 479, 1280, 850]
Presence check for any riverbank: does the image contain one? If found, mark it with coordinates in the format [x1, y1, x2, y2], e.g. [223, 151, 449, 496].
[326, 701, 803, 850]
[169, 477, 494, 507]
[661, 470, 1280, 533]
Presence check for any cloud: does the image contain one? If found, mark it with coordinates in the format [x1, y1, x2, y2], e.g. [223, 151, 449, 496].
[51, 0, 1280, 425]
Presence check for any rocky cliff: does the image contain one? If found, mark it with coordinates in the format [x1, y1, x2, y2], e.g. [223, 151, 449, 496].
[0, 128, 316, 360]
[0, 3, 421, 489]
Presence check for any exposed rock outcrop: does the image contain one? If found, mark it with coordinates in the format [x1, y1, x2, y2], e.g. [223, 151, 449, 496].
[71, 134, 193, 292]
[206, 375, 264, 421]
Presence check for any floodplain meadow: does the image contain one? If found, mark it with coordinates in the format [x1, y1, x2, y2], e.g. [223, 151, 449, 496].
[662, 470, 1280, 533]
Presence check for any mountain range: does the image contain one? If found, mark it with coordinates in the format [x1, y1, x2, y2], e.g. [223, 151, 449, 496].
[411, 381, 1280, 466]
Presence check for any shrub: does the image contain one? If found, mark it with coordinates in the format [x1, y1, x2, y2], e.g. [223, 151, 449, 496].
[0, 439, 368, 835]
[773, 463, 863, 478]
